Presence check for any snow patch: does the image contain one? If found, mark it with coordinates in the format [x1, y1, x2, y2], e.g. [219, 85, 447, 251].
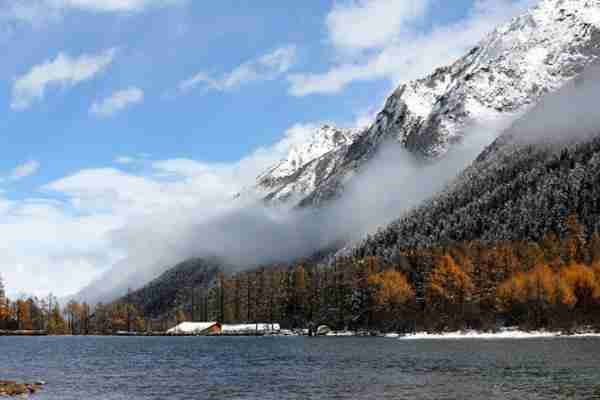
[399, 329, 600, 340]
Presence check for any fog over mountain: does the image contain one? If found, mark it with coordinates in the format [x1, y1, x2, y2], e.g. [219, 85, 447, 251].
[76, 113, 517, 304]
[505, 67, 600, 145]
[114, 66, 600, 315]
[74, 0, 600, 304]
[353, 66, 600, 261]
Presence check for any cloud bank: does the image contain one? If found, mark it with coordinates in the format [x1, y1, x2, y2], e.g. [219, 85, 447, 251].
[0, 122, 319, 298]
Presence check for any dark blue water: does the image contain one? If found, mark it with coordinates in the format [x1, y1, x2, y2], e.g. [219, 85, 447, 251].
[1, 336, 600, 399]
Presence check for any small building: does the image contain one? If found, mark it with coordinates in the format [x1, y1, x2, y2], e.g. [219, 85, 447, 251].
[221, 323, 280, 336]
[167, 322, 221, 335]
[166, 322, 281, 336]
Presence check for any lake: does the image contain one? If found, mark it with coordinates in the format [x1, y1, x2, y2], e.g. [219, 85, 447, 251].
[1, 336, 600, 399]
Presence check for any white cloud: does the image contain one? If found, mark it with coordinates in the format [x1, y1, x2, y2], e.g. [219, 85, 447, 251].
[9, 160, 40, 181]
[11, 48, 116, 110]
[114, 156, 135, 164]
[0, 121, 320, 297]
[326, 0, 430, 52]
[90, 87, 144, 117]
[289, 0, 536, 96]
[49, 0, 180, 12]
[1, 0, 182, 24]
[179, 45, 296, 93]
[0, 197, 123, 298]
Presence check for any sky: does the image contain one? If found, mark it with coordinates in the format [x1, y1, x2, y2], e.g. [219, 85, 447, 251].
[0, 0, 535, 298]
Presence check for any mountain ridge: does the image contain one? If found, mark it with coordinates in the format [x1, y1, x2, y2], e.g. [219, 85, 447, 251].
[256, 0, 600, 207]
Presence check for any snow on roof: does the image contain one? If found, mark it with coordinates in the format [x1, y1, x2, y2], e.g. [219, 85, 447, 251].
[221, 323, 280, 332]
[167, 322, 218, 334]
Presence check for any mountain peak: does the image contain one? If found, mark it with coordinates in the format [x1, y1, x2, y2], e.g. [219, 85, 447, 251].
[258, 124, 360, 181]
[252, 0, 600, 207]
[253, 124, 361, 203]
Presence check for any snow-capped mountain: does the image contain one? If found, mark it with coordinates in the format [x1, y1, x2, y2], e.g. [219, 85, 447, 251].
[254, 124, 360, 203]
[257, 0, 600, 207]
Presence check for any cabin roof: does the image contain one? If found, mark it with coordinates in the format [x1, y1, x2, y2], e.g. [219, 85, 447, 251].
[166, 321, 218, 334]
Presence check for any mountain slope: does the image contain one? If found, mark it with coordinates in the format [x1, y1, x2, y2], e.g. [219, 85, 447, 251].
[117, 258, 223, 319]
[258, 0, 600, 207]
[352, 68, 600, 260]
[82, 0, 600, 308]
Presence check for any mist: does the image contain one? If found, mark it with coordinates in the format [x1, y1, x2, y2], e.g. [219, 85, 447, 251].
[507, 66, 600, 145]
[77, 66, 600, 304]
[75, 114, 522, 305]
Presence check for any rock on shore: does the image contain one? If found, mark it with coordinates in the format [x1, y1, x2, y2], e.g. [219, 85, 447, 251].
[0, 381, 42, 397]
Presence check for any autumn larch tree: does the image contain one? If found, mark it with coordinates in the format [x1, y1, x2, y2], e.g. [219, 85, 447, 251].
[425, 255, 474, 331]
[368, 270, 415, 332]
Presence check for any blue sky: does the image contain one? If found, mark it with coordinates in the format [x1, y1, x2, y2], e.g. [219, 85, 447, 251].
[0, 0, 534, 297]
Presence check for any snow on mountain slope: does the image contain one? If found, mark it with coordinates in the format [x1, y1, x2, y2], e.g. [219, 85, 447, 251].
[258, 0, 600, 207]
[254, 124, 360, 203]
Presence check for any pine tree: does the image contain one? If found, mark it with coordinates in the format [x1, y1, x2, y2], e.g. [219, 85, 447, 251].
[562, 214, 587, 264]
[292, 265, 307, 327]
[48, 303, 66, 334]
[0, 274, 5, 303]
[0, 275, 8, 324]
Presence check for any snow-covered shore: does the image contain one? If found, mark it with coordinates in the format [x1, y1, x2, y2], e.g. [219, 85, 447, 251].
[397, 328, 600, 340]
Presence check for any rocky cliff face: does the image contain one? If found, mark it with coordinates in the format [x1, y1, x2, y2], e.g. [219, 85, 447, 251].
[256, 0, 600, 207]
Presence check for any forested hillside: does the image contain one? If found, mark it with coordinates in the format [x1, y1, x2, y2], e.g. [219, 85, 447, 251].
[103, 80, 600, 333]
[110, 220, 600, 334]
[117, 258, 223, 320]
[354, 135, 600, 260]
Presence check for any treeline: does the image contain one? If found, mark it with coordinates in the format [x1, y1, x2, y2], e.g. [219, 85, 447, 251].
[3, 215, 600, 334]
[0, 281, 147, 335]
[0, 288, 83, 334]
[176, 214, 600, 333]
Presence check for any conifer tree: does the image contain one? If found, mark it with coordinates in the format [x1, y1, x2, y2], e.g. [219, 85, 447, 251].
[0, 275, 8, 322]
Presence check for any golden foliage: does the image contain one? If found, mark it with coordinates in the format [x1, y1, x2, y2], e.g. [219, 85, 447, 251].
[426, 255, 474, 306]
[496, 272, 528, 311]
[495, 263, 600, 311]
[293, 265, 306, 291]
[560, 264, 600, 305]
[368, 270, 415, 308]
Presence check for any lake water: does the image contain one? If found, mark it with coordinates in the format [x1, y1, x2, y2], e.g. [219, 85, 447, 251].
[1, 336, 600, 399]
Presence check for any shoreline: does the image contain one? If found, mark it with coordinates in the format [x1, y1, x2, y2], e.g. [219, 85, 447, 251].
[395, 329, 600, 340]
[2, 328, 600, 339]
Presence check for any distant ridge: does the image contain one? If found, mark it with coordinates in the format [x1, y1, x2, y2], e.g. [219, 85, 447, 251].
[254, 0, 600, 207]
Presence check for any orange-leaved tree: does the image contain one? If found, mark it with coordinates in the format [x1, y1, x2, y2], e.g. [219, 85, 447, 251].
[497, 264, 576, 328]
[368, 270, 415, 332]
[0, 275, 9, 323]
[560, 264, 600, 324]
[369, 270, 415, 310]
[425, 255, 474, 331]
